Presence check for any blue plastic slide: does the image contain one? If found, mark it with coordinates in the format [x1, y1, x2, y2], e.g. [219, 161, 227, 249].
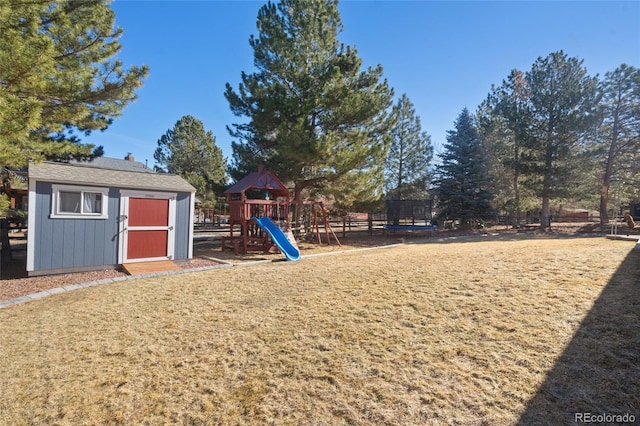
[252, 217, 301, 261]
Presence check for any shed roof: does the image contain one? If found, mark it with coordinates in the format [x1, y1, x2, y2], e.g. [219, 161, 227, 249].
[224, 167, 290, 198]
[29, 161, 196, 193]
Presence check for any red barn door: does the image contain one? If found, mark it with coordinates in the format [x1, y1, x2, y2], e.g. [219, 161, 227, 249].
[119, 191, 176, 263]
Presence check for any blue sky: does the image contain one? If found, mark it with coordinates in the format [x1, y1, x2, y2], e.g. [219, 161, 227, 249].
[86, 0, 640, 172]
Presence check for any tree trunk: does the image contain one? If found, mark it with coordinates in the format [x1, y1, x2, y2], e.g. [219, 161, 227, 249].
[541, 196, 551, 228]
[541, 122, 554, 229]
[541, 147, 553, 228]
[396, 138, 404, 200]
[599, 183, 610, 228]
[599, 112, 619, 227]
[513, 167, 520, 228]
[292, 184, 304, 236]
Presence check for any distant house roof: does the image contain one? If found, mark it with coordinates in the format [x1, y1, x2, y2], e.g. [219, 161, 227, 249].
[224, 166, 290, 198]
[1, 167, 28, 189]
[69, 156, 153, 173]
[29, 160, 195, 193]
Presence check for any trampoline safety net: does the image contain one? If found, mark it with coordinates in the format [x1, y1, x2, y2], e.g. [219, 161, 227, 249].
[385, 199, 433, 225]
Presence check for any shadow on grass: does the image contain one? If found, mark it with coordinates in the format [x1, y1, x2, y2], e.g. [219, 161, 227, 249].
[517, 248, 640, 425]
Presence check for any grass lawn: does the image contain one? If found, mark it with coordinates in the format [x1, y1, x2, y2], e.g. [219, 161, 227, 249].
[0, 236, 638, 425]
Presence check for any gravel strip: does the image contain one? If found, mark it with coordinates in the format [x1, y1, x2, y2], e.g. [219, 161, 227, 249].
[0, 258, 220, 303]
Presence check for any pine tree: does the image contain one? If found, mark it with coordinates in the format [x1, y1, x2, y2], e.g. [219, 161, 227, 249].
[434, 108, 495, 229]
[483, 69, 533, 227]
[154, 116, 227, 200]
[524, 51, 599, 227]
[384, 94, 433, 200]
[0, 0, 148, 167]
[594, 64, 640, 224]
[484, 52, 599, 227]
[225, 0, 393, 208]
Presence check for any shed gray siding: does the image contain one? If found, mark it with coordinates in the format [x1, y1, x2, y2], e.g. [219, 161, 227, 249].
[32, 182, 119, 271]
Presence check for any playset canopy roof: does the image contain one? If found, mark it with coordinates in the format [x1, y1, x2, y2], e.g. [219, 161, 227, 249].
[224, 166, 290, 199]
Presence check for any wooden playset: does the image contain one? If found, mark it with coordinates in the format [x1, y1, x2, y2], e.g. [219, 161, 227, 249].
[222, 166, 291, 254]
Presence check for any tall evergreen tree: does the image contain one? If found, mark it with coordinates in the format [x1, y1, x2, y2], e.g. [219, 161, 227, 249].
[485, 52, 599, 227]
[154, 115, 227, 201]
[524, 51, 599, 227]
[484, 69, 533, 227]
[593, 64, 640, 224]
[434, 108, 495, 229]
[0, 0, 149, 167]
[384, 94, 433, 199]
[476, 100, 515, 220]
[225, 0, 393, 209]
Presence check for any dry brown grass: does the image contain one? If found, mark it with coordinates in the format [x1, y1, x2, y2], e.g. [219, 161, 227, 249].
[0, 235, 638, 425]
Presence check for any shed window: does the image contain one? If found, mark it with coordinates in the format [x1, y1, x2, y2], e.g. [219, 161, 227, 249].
[51, 185, 108, 219]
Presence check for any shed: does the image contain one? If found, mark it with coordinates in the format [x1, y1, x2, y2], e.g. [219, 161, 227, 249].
[26, 157, 196, 276]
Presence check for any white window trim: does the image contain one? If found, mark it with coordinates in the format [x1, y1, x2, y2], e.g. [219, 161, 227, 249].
[50, 184, 109, 219]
